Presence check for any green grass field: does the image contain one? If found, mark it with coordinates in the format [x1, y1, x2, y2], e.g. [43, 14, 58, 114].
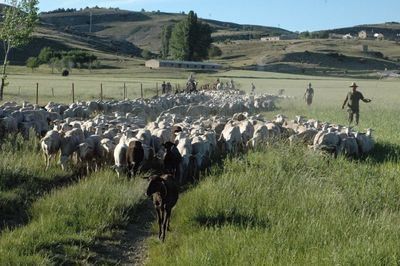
[145, 72, 400, 265]
[0, 67, 399, 264]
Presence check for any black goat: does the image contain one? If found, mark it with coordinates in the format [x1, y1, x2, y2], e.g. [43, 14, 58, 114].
[163, 141, 182, 178]
[146, 174, 179, 242]
[127, 140, 144, 177]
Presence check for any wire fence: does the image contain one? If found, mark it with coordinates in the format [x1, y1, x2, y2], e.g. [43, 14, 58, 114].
[4, 80, 185, 105]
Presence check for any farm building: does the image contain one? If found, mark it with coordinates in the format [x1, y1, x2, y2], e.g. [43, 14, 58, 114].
[343, 34, 355, 40]
[145, 59, 222, 70]
[374, 33, 385, 40]
[358, 30, 374, 39]
[261, 36, 280, 41]
[261, 34, 298, 42]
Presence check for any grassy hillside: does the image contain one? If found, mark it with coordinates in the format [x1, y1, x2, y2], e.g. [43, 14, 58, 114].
[322, 22, 400, 40]
[39, 8, 292, 53]
[214, 39, 400, 75]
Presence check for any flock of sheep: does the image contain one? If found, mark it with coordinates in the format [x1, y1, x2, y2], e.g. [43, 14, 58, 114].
[0, 89, 374, 183]
[0, 89, 375, 241]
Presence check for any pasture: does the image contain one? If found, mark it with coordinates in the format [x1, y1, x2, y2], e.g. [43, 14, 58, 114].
[0, 66, 399, 264]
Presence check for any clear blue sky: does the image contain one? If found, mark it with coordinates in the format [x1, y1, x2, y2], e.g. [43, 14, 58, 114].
[3, 0, 400, 31]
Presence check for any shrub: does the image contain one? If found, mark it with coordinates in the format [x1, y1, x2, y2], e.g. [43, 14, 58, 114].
[208, 45, 223, 58]
[26, 57, 40, 72]
[141, 49, 155, 60]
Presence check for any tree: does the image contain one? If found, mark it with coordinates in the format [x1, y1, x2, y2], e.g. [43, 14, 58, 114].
[160, 25, 173, 59]
[38, 47, 54, 64]
[169, 11, 212, 61]
[26, 56, 39, 72]
[0, 0, 39, 100]
[299, 31, 310, 39]
[141, 49, 154, 60]
[169, 19, 189, 60]
[194, 22, 212, 60]
[208, 45, 222, 58]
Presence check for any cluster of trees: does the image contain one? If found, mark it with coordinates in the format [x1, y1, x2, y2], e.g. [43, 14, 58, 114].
[299, 31, 329, 39]
[26, 47, 99, 72]
[160, 11, 213, 61]
[41, 8, 77, 14]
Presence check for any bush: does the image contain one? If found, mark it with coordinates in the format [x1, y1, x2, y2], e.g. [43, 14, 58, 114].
[208, 45, 223, 58]
[26, 57, 40, 71]
[141, 49, 155, 60]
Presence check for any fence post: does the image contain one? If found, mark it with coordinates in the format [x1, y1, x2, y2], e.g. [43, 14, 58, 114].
[35, 83, 39, 105]
[51, 88, 54, 97]
[156, 82, 158, 97]
[141, 83, 143, 99]
[18, 87, 21, 96]
[72, 83, 75, 103]
[124, 82, 126, 100]
[100, 83, 103, 101]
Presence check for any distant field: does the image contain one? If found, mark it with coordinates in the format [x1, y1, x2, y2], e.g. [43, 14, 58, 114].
[2, 66, 399, 109]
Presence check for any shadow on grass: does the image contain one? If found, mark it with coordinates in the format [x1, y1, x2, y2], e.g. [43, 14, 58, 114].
[195, 212, 271, 229]
[0, 171, 81, 231]
[364, 142, 400, 164]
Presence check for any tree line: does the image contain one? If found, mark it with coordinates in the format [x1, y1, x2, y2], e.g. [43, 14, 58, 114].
[26, 47, 99, 72]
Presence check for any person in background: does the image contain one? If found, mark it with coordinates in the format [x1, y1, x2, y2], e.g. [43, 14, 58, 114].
[304, 82, 314, 106]
[342, 82, 372, 125]
[161, 81, 166, 94]
[251, 83, 256, 94]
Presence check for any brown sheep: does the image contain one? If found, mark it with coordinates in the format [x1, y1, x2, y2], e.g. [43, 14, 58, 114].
[146, 174, 179, 242]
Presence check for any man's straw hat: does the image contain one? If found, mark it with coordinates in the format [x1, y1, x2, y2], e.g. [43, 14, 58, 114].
[349, 82, 358, 88]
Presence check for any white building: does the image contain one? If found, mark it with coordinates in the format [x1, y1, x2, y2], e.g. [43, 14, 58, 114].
[145, 60, 222, 70]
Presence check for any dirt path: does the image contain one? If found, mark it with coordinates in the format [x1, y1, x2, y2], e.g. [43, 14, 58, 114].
[89, 200, 155, 265]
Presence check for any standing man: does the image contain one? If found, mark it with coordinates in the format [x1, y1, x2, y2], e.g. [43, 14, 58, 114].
[251, 83, 256, 95]
[304, 82, 314, 106]
[161, 81, 166, 94]
[342, 82, 372, 125]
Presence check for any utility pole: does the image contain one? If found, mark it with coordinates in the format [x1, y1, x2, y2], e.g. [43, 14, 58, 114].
[89, 11, 92, 33]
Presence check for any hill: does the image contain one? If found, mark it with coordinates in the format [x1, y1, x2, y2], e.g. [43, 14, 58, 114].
[1, 5, 399, 75]
[317, 22, 400, 40]
[214, 38, 400, 76]
[0, 6, 292, 64]
[39, 8, 292, 52]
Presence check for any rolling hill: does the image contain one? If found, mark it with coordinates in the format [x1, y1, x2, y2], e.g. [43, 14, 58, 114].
[39, 8, 291, 52]
[0, 5, 399, 75]
[320, 22, 400, 40]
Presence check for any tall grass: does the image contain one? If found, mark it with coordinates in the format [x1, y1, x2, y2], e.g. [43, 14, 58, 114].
[147, 144, 400, 265]
[0, 132, 74, 229]
[147, 84, 400, 265]
[0, 170, 147, 265]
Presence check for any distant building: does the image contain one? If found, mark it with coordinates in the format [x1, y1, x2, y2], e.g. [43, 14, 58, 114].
[260, 34, 297, 42]
[358, 30, 373, 39]
[343, 34, 355, 40]
[374, 33, 384, 40]
[145, 59, 222, 70]
[261, 36, 280, 41]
